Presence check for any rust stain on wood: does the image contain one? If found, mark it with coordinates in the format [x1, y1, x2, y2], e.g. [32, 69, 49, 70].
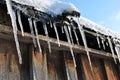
[81, 55, 94, 80]
[104, 60, 119, 80]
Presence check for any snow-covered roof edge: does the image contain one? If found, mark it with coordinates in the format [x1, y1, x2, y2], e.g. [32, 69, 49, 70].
[12, 0, 80, 16]
[79, 16, 120, 39]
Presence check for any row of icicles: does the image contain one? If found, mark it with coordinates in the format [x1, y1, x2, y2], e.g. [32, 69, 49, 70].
[6, 0, 120, 76]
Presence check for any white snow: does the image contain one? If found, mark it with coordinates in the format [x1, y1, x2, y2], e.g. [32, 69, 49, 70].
[79, 17, 120, 39]
[12, 0, 79, 16]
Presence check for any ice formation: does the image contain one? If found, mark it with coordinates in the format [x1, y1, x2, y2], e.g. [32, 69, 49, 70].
[43, 23, 51, 53]
[5, 0, 120, 66]
[96, 34, 101, 48]
[107, 37, 117, 63]
[64, 25, 76, 67]
[17, 10, 24, 36]
[53, 23, 60, 46]
[33, 20, 42, 54]
[28, 18, 37, 48]
[5, 0, 22, 64]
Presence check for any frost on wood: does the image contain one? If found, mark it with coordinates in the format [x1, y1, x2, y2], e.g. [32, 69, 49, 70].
[5, 0, 22, 64]
[5, 0, 120, 67]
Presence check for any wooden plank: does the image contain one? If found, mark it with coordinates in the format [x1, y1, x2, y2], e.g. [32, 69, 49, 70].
[47, 50, 67, 80]
[81, 55, 94, 80]
[0, 24, 118, 60]
[64, 52, 78, 80]
[32, 47, 48, 80]
[0, 39, 30, 80]
[104, 60, 119, 80]
[92, 58, 106, 80]
[0, 39, 20, 80]
[73, 54, 86, 80]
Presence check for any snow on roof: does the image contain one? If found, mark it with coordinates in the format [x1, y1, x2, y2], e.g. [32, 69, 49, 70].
[79, 16, 120, 39]
[12, 0, 79, 16]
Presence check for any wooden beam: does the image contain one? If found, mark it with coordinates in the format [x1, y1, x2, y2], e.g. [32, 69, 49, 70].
[0, 24, 118, 59]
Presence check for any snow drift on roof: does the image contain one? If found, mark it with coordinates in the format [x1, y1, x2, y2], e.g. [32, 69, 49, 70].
[12, 0, 79, 15]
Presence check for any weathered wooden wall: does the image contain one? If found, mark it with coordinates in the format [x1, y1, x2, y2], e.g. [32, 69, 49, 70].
[0, 23, 120, 80]
[0, 3, 120, 79]
[0, 39, 30, 80]
[31, 47, 120, 80]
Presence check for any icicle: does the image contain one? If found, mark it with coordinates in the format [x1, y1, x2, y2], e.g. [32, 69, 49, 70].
[61, 26, 64, 34]
[73, 28, 79, 45]
[107, 37, 117, 64]
[53, 23, 60, 46]
[64, 56, 71, 80]
[43, 23, 51, 53]
[106, 42, 109, 46]
[68, 26, 74, 45]
[115, 45, 120, 63]
[76, 17, 93, 70]
[33, 20, 42, 54]
[64, 26, 76, 67]
[101, 38, 105, 50]
[70, 22, 79, 45]
[28, 18, 37, 48]
[96, 34, 101, 48]
[17, 10, 24, 36]
[49, 20, 53, 28]
[5, 0, 22, 64]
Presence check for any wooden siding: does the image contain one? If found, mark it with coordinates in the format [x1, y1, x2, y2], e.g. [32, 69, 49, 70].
[0, 6, 120, 79]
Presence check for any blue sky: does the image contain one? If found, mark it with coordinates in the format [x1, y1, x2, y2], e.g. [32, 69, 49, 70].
[61, 0, 120, 33]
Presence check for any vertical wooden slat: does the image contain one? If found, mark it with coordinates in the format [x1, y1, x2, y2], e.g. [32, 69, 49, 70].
[75, 54, 86, 80]
[0, 39, 20, 80]
[92, 58, 106, 80]
[64, 52, 78, 80]
[104, 60, 119, 80]
[81, 55, 93, 80]
[47, 50, 67, 80]
[0, 39, 30, 80]
[32, 47, 48, 80]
